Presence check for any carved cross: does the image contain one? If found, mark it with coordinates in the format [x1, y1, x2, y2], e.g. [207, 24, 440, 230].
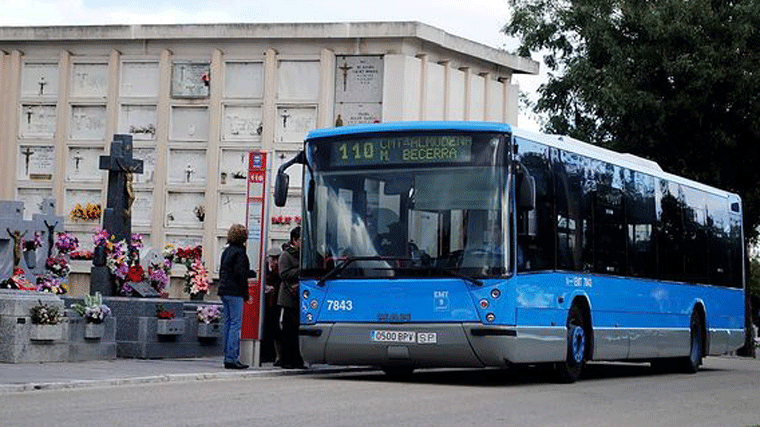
[22, 146, 34, 176]
[281, 109, 291, 128]
[99, 135, 144, 244]
[26, 107, 34, 124]
[338, 61, 353, 91]
[185, 163, 195, 182]
[73, 151, 84, 170]
[38, 76, 47, 95]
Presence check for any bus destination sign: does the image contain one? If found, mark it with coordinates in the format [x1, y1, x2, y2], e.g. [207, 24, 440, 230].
[329, 135, 473, 167]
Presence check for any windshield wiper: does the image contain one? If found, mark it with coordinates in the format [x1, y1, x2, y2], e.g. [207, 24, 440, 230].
[428, 265, 483, 287]
[317, 256, 412, 286]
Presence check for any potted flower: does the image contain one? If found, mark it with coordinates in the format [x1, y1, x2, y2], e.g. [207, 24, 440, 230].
[155, 304, 184, 336]
[196, 305, 221, 338]
[186, 258, 211, 300]
[72, 292, 111, 339]
[29, 300, 64, 341]
[35, 274, 69, 294]
[23, 231, 43, 269]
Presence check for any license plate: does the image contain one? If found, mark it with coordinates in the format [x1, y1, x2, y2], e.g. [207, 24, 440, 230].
[371, 330, 437, 344]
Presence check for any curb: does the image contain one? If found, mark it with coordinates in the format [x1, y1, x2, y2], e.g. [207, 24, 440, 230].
[0, 366, 376, 394]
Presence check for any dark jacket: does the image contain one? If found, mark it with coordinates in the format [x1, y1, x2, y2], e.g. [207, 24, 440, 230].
[218, 243, 255, 298]
[277, 244, 300, 308]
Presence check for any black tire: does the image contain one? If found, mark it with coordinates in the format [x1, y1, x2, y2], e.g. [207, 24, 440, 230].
[382, 366, 414, 378]
[555, 304, 587, 383]
[678, 311, 704, 374]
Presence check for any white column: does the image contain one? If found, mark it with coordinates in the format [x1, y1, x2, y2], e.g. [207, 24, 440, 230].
[151, 49, 172, 245]
[204, 49, 224, 272]
[318, 48, 335, 129]
[52, 50, 71, 211]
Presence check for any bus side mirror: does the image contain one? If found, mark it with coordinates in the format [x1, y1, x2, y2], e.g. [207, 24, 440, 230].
[518, 174, 536, 211]
[274, 172, 289, 207]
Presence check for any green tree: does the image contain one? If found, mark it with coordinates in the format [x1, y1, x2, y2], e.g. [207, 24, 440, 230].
[504, 0, 760, 354]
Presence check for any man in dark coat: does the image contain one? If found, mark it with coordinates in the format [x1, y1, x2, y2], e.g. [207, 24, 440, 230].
[278, 226, 305, 369]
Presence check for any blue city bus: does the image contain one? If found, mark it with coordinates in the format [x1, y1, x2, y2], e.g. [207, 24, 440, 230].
[274, 121, 745, 382]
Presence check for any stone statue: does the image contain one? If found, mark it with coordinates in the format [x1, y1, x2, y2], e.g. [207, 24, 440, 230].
[6, 229, 27, 267]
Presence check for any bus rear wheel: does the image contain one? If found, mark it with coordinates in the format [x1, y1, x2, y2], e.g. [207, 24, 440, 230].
[678, 312, 704, 374]
[555, 304, 587, 383]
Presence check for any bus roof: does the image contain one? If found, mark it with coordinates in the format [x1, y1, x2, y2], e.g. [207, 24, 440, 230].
[305, 121, 739, 202]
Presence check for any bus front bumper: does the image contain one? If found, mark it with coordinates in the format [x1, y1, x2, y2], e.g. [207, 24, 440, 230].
[299, 323, 566, 368]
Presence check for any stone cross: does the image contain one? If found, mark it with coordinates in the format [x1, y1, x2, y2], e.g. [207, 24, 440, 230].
[34, 199, 63, 259]
[99, 134, 144, 245]
[38, 76, 47, 95]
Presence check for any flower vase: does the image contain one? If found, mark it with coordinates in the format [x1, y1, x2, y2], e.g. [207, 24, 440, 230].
[93, 246, 106, 266]
[24, 250, 36, 269]
[190, 292, 204, 301]
[84, 322, 104, 339]
[197, 322, 221, 338]
[30, 323, 63, 341]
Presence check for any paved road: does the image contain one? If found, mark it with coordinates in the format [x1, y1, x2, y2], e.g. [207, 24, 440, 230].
[1, 357, 758, 427]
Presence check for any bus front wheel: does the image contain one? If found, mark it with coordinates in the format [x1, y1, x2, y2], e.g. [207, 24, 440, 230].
[555, 304, 587, 383]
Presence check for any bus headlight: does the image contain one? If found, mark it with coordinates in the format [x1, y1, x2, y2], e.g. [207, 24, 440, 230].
[485, 313, 496, 323]
[490, 288, 501, 299]
[302, 290, 310, 299]
[310, 300, 318, 310]
[479, 299, 489, 309]
[306, 313, 313, 322]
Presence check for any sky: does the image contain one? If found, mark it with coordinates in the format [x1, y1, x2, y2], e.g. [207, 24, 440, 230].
[1, 0, 544, 129]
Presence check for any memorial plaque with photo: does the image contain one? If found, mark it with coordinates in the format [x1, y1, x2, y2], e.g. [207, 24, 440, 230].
[22, 63, 59, 97]
[278, 61, 320, 101]
[18, 145, 55, 180]
[71, 63, 108, 98]
[168, 149, 207, 184]
[225, 62, 263, 99]
[17, 188, 54, 220]
[70, 105, 107, 140]
[217, 192, 246, 229]
[171, 62, 210, 98]
[276, 106, 317, 143]
[20, 104, 57, 139]
[165, 192, 205, 228]
[132, 147, 156, 184]
[273, 151, 303, 189]
[333, 103, 382, 126]
[170, 106, 209, 141]
[222, 105, 263, 141]
[120, 104, 157, 140]
[219, 149, 249, 187]
[64, 189, 102, 219]
[132, 190, 154, 226]
[121, 62, 160, 98]
[334, 56, 383, 103]
[67, 147, 104, 182]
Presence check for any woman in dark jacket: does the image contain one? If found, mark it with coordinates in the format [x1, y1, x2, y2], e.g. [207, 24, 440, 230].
[218, 224, 255, 369]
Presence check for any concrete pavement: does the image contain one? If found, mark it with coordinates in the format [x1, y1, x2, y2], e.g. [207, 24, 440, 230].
[0, 358, 374, 393]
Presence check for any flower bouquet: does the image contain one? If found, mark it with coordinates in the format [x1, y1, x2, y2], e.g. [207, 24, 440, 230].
[185, 258, 211, 296]
[55, 232, 79, 254]
[29, 301, 62, 325]
[196, 305, 220, 324]
[35, 274, 68, 294]
[156, 304, 176, 319]
[0, 267, 35, 290]
[45, 254, 70, 278]
[72, 292, 111, 324]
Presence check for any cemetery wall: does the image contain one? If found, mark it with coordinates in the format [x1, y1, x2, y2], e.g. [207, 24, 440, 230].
[0, 22, 538, 293]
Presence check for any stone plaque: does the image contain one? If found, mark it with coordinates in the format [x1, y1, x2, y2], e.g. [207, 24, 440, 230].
[65, 189, 102, 219]
[120, 104, 157, 140]
[170, 106, 209, 141]
[168, 149, 207, 184]
[171, 62, 210, 98]
[132, 147, 156, 184]
[276, 106, 317, 143]
[334, 56, 383, 103]
[278, 61, 320, 101]
[67, 147, 104, 182]
[22, 63, 59, 97]
[17, 188, 54, 220]
[222, 105, 263, 141]
[217, 192, 247, 229]
[219, 149, 250, 187]
[333, 103, 382, 126]
[71, 63, 108, 98]
[133, 190, 154, 226]
[273, 151, 303, 189]
[225, 62, 264, 99]
[70, 105, 107, 140]
[166, 233, 203, 248]
[20, 104, 57, 139]
[18, 145, 55, 180]
[165, 191, 205, 229]
[121, 62, 160, 97]
[131, 281, 161, 297]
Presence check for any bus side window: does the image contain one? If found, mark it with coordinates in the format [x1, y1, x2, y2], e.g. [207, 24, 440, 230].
[515, 138, 554, 272]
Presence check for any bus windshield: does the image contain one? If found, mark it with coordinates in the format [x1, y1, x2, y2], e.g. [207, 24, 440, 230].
[301, 132, 509, 279]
